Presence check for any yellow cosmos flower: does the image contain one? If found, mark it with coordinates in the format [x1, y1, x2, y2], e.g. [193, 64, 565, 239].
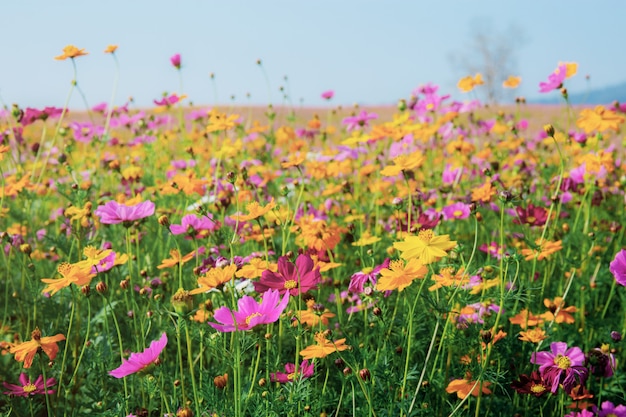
[520, 238, 562, 261]
[576, 106, 625, 133]
[157, 249, 195, 269]
[380, 151, 425, 177]
[9, 328, 65, 369]
[376, 258, 428, 292]
[231, 198, 276, 222]
[190, 264, 237, 294]
[502, 75, 521, 88]
[41, 262, 96, 295]
[352, 230, 381, 247]
[457, 73, 484, 92]
[393, 230, 457, 264]
[104, 45, 118, 54]
[235, 258, 278, 279]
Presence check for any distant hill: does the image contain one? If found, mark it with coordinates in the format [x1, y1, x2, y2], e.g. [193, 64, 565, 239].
[529, 81, 626, 105]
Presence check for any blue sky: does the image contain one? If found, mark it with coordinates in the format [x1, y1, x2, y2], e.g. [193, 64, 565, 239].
[1, 1, 625, 109]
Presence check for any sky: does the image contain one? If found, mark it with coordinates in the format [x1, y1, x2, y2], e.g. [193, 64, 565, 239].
[1, 1, 625, 110]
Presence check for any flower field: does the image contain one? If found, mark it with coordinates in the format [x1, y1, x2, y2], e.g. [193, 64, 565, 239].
[2, 47, 626, 417]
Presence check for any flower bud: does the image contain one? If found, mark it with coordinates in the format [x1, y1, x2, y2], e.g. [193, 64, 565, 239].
[359, 368, 371, 381]
[543, 124, 555, 137]
[171, 288, 193, 315]
[214, 373, 228, 389]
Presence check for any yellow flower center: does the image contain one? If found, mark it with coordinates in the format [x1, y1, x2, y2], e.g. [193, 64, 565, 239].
[287, 372, 298, 381]
[22, 383, 37, 393]
[530, 384, 545, 394]
[527, 216, 536, 224]
[453, 210, 463, 217]
[284, 280, 298, 289]
[554, 354, 571, 370]
[417, 229, 434, 243]
[245, 312, 262, 325]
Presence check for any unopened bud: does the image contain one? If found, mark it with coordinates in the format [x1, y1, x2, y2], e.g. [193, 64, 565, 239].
[543, 124, 555, 137]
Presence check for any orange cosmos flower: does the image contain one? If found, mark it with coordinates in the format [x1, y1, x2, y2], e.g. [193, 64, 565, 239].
[376, 258, 428, 292]
[189, 264, 237, 294]
[293, 300, 336, 327]
[503, 75, 522, 88]
[231, 199, 276, 222]
[55, 45, 88, 60]
[457, 73, 484, 92]
[509, 309, 545, 329]
[300, 332, 350, 360]
[281, 153, 306, 169]
[576, 106, 625, 133]
[9, 327, 66, 369]
[393, 229, 457, 264]
[520, 238, 562, 261]
[446, 373, 491, 399]
[519, 327, 547, 343]
[541, 297, 577, 324]
[471, 178, 496, 203]
[428, 267, 468, 291]
[41, 262, 97, 296]
[104, 45, 118, 54]
[157, 249, 195, 269]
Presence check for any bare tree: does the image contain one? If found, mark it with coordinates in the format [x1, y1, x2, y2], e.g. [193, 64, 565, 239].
[451, 19, 526, 104]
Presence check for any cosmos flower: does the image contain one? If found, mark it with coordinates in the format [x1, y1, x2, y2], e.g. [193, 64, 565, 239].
[531, 342, 587, 393]
[348, 258, 390, 293]
[3, 373, 56, 397]
[446, 373, 491, 399]
[104, 45, 118, 54]
[94, 200, 155, 225]
[321, 90, 334, 100]
[9, 328, 65, 369]
[253, 254, 321, 296]
[393, 230, 457, 264]
[271, 360, 315, 383]
[510, 371, 549, 397]
[169, 214, 217, 239]
[376, 258, 428, 292]
[170, 53, 181, 69]
[299, 332, 350, 360]
[441, 202, 471, 221]
[539, 64, 567, 93]
[41, 262, 97, 296]
[457, 73, 484, 92]
[610, 249, 626, 286]
[109, 333, 168, 378]
[503, 75, 521, 88]
[595, 401, 626, 417]
[55, 45, 88, 60]
[342, 110, 378, 131]
[208, 289, 289, 332]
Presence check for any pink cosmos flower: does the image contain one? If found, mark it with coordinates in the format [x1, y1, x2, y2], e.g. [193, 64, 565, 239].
[154, 93, 185, 107]
[170, 53, 181, 69]
[109, 333, 167, 378]
[530, 341, 587, 393]
[342, 110, 378, 131]
[441, 202, 471, 221]
[321, 90, 334, 100]
[253, 254, 321, 296]
[3, 373, 56, 397]
[610, 249, 626, 286]
[539, 64, 567, 93]
[209, 289, 289, 332]
[348, 259, 390, 294]
[95, 200, 155, 225]
[169, 214, 217, 239]
[69, 121, 104, 143]
[270, 359, 314, 383]
[595, 401, 626, 417]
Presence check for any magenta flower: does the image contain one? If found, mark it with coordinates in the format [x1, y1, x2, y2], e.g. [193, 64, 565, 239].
[596, 401, 626, 417]
[109, 333, 167, 378]
[3, 373, 56, 397]
[610, 249, 626, 286]
[170, 53, 181, 69]
[154, 93, 185, 107]
[321, 90, 334, 100]
[513, 203, 548, 226]
[530, 342, 587, 393]
[342, 110, 378, 131]
[442, 202, 471, 221]
[270, 359, 314, 383]
[349, 258, 390, 294]
[253, 254, 321, 296]
[69, 121, 104, 143]
[539, 64, 567, 93]
[209, 289, 289, 332]
[95, 200, 155, 225]
[169, 214, 217, 239]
